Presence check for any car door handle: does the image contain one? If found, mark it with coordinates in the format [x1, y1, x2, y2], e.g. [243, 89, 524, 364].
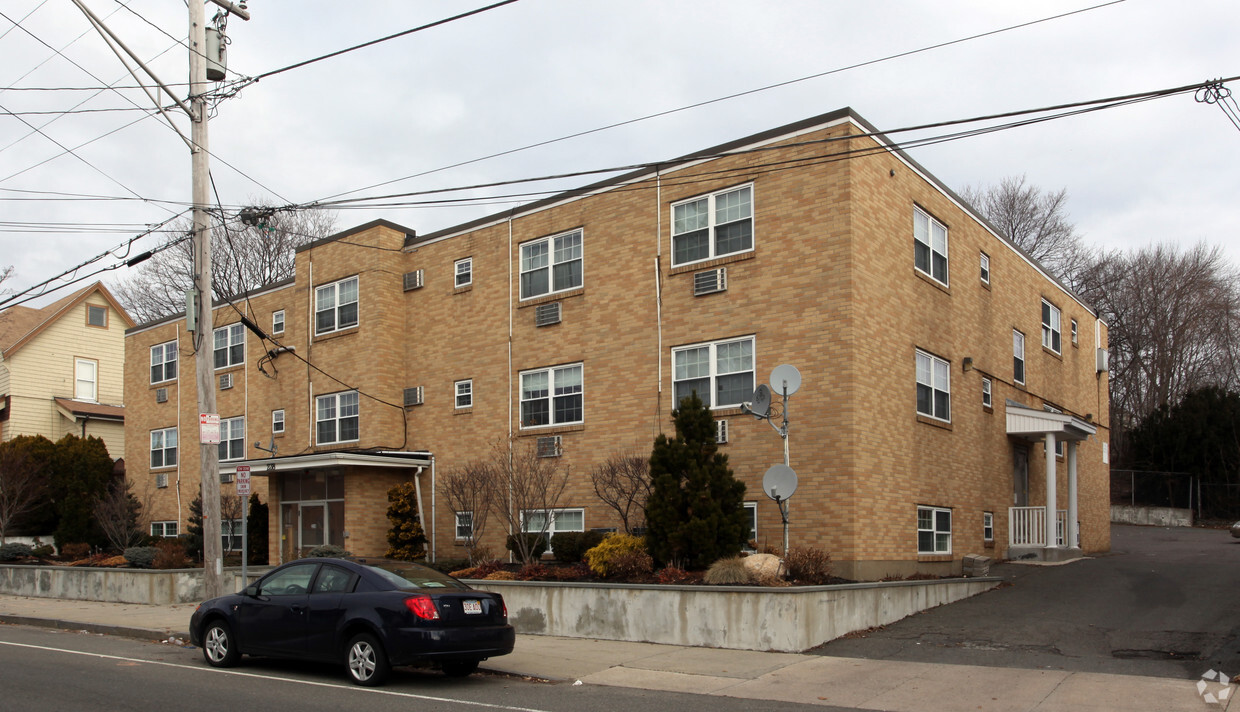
[289, 605, 306, 613]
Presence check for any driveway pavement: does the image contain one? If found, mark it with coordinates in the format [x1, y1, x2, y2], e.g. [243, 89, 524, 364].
[815, 524, 1240, 679]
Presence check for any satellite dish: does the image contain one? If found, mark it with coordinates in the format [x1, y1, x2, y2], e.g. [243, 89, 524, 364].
[770, 364, 802, 396]
[750, 384, 772, 419]
[763, 464, 798, 501]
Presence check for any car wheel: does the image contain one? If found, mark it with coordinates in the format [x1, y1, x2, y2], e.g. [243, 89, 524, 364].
[202, 620, 240, 668]
[345, 632, 391, 687]
[442, 660, 479, 678]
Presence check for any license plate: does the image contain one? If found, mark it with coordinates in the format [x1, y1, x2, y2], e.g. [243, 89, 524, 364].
[462, 599, 482, 615]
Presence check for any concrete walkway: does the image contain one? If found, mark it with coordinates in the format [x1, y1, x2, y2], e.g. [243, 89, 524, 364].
[0, 593, 1230, 711]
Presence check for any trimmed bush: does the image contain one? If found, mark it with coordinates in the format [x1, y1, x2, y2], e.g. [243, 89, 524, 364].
[306, 544, 350, 558]
[483, 570, 518, 581]
[0, 543, 34, 561]
[517, 563, 550, 581]
[584, 533, 647, 578]
[123, 546, 159, 569]
[153, 539, 187, 569]
[506, 533, 547, 560]
[607, 551, 653, 581]
[703, 557, 753, 585]
[549, 530, 606, 563]
[784, 545, 832, 585]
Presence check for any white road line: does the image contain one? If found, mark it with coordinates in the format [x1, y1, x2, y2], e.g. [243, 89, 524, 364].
[0, 639, 553, 712]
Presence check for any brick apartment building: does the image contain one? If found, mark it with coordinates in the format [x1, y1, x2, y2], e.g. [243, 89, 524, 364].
[123, 108, 1110, 579]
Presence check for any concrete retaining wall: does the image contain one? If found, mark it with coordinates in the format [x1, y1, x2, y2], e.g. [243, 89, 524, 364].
[472, 577, 1001, 652]
[1110, 505, 1193, 527]
[0, 565, 264, 604]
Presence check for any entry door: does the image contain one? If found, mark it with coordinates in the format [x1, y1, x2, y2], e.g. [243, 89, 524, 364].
[300, 503, 326, 555]
[1013, 446, 1029, 506]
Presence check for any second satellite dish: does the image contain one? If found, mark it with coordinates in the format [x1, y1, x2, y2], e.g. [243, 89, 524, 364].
[770, 364, 802, 395]
[749, 384, 772, 419]
[763, 464, 798, 501]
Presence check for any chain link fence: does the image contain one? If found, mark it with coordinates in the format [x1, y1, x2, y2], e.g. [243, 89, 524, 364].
[1111, 469, 1240, 521]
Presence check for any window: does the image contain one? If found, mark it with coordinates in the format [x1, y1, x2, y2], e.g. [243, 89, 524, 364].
[983, 512, 994, 542]
[87, 304, 107, 327]
[673, 336, 754, 409]
[213, 323, 244, 369]
[150, 427, 177, 469]
[1013, 330, 1026, 385]
[222, 519, 243, 552]
[151, 341, 177, 384]
[75, 358, 97, 401]
[982, 378, 993, 408]
[259, 562, 316, 596]
[917, 506, 952, 555]
[218, 416, 245, 461]
[915, 350, 950, 421]
[671, 184, 753, 266]
[315, 275, 359, 335]
[316, 390, 359, 444]
[455, 379, 473, 409]
[979, 252, 990, 285]
[455, 511, 473, 540]
[521, 508, 584, 551]
[520, 230, 582, 299]
[314, 565, 354, 594]
[744, 502, 757, 547]
[272, 310, 285, 335]
[150, 521, 178, 538]
[455, 258, 473, 288]
[1041, 299, 1061, 353]
[272, 409, 285, 434]
[1071, 318, 1078, 347]
[914, 206, 948, 285]
[520, 364, 582, 427]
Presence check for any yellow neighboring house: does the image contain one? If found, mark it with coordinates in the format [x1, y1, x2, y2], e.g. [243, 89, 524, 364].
[0, 282, 134, 460]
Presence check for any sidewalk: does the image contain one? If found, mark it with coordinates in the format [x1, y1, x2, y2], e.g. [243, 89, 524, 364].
[0, 594, 1229, 711]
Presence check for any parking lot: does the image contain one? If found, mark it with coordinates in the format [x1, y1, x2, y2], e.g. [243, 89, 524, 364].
[815, 524, 1240, 679]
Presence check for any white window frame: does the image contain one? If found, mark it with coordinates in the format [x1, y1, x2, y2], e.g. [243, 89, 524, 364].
[983, 512, 994, 542]
[75, 358, 98, 402]
[671, 183, 754, 267]
[272, 310, 285, 335]
[272, 409, 285, 434]
[520, 508, 585, 551]
[213, 323, 245, 369]
[315, 275, 359, 336]
[979, 251, 990, 285]
[520, 363, 583, 429]
[1070, 318, 1078, 347]
[455, 511, 473, 540]
[455, 379, 473, 409]
[914, 206, 949, 286]
[982, 377, 993, 408]
[150, 521, 178, 538]
[1013, 329, 1026, 385]
[672, 335, 755, 410]
[744, 502, 757, 549]
[915, 349, 951, 422]
[316, 390, 359, 444]
[917, 505, 952, 555]
[150, 341, 177, 384]
[218, 416, 245, 461]
[222, 518, 243, 552]
[455, 257, 473, 288]
[150, 427, 177, 469]
[1042, 299, 1062, 354]
[519, 230, 583, 300]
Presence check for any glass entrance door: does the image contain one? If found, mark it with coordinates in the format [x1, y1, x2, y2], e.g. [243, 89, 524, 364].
[299, 503, 326, 556]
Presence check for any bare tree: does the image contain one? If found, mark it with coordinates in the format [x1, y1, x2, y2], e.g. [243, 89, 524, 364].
[0, 265, 13, 297]
[484, 439, 570, 565]
[221, 495, 243, 553]
[441, 461, 496, 564]
[961, 175, 1092, 288]
[0, 446, 46, 544]
[93, 479, 146, 552]
[113, 205, 336, 323]
[590, 452, 651, 534]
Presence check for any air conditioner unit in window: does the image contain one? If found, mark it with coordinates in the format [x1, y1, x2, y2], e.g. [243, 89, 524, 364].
[693, 267, 727, 296]
[1096, 347, 1110, 373]
[715, 419, 729, 444]
[536, 435, 562, 458]
[155, 388, 168, 403]
[534, 302, 561, 327]
[155, 473, 168, 489]
[403, 269, 424, 291]
[219, 373, 233, 390]
[220, 473, 233, 484]
[403, 386, 424, 407]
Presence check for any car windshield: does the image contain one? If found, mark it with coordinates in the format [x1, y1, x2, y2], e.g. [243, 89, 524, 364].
[361, 560, 470, 590]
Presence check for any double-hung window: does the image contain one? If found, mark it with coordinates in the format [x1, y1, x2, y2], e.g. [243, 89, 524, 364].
[218, 416, 245, 461]
[272, 409, 285, 434]
[521, 508, 584, 551]
[915, 350, 951, 421]
[272, 310, 285, 335]
[1013, 330, 1026, 385]
[982, 378, 993, 408]
[1042, 299, 1061, 353]
[455, 379, 473, 409]
[455, 511, 474, 540]
[520, 231, 582, 299]
[914, 206, 949, 286]
[455, 258, 473, 288]
[980, 252, 990, 285]
[213, 323, 244, 369]
[673, 336, 754, 409]
[315, 276, 359, 335]
[151, 341, 177, 384]
[150, 427, 177, 469]
[671, 184, 753, 266]
[983, 512, 994, 542]
[520, 364, 582, 427]
[917, 506, 952, 555]
[75, 358, 97, 401]
[316, 390, 359, 444]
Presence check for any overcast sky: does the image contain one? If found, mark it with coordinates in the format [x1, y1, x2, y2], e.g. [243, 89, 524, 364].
[1, 0, 1236, 306]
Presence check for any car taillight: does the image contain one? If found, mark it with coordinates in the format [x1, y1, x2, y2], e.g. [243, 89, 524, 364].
[404, 594, 440, 620]
[502, 601, 508, 618]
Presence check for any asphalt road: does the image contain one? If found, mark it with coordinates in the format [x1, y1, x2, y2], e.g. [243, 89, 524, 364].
[815, 524, 1240, 679]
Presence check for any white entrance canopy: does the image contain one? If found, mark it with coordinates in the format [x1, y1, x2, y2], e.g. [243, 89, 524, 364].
[1004, 399, 1096, 442]
[220, 450, 432, 476]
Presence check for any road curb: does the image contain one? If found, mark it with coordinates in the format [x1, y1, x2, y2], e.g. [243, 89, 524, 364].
[0, 614, 191, 644]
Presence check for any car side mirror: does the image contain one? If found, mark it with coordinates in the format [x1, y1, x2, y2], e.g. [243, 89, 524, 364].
[245, 585, 259, 597]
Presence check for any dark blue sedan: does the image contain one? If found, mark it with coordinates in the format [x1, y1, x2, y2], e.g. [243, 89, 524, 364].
[189, 557, 514, 686]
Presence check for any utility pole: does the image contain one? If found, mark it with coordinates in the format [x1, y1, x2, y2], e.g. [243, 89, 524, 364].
[190, 0, 249, 599]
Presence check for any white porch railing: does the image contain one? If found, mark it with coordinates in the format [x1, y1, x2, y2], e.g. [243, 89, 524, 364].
[1009, 507, 1067, 547]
